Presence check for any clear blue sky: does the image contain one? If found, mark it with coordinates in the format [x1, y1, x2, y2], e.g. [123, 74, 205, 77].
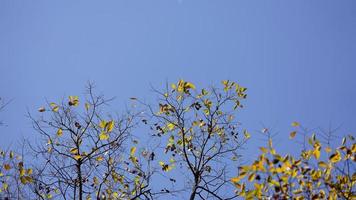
[1, 0, 356, 158]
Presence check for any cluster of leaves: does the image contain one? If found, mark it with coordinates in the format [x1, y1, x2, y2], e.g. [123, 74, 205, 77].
[231, 123, 356, 200]
[1, 80, 355, 200]
[0, 149, 33, 199]
[147, 80, 248, 199]
[26, 86, 157, 200]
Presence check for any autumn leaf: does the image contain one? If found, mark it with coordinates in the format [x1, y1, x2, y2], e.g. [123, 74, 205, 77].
[3, 164, 11, 170]
[130, 147, 136, 156]
[289, 131, 297, 139]
[106, 120, 114, 132]
[159, 161, 173, 172]
[70, 148, 78, 154]
[96, 156, 103, 162]
[259, 147, 268, 154]
[74, 155, 82, 160]
[38, 107, 46, 112]
[177, 80, 195, 94]
[50, 103, 59, 112]
[243, 130, 251, 139]
[56, 128, 63, 137]
[68, 96, 79, 106]
[318, 161, 328, 168]
[99, 120, 106, 129]
[329, 150, 341, 163]
[26, 168, 33, 175]
[167, 123, 175, 131]
[291, 121, 300, 127]
[313, 148, 321, 160]
[99, 132, 109, 140]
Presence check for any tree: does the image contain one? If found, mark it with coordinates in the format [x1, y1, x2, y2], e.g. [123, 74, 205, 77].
[231, 123, 356, 199]
[0, 80, 355, 200]
[143, 80, 249, 200]
[27, 84, 153, 200]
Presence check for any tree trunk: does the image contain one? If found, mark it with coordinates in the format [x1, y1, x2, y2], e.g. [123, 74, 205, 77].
[77, 162, 83, 200]
[189, 185, 197, 200]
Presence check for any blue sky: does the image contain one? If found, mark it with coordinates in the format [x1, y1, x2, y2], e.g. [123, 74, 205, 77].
[1, 0, 356, 159]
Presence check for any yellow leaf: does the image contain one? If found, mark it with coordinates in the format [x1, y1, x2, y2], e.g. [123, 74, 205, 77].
[259, 147, 268, 154]
[113, 192, 119, 198]
[318, 161, 328, 168]
[291, 121, 300, 127]
[329, 150, 341, 163]
[185, 82, 195, 90]
[99, 120, 106, 129]
[50, 103, 59, 112]
[70, 148, 78, 154]
[19, 168, 25, 176]
[222, 80, 230, 91]
[56, 128, 63, 137]
[177, 80, 195, 94]
[231, 176, 241, 184]
[20, 176, 28, 184]
[231, 173, 247, 183]
[130, 147, 136, 156]
[99, 132, 109, 140]
[68, 96, 79, 106]
[74, 155, 82, 160]
[204, 99, 212, 109]
[167, 123, 175, 131]
[248, 173, 255, 182]
[96, 156, 103, 162]
[243, 130, 251, 139]
[352, 143, 356, 153]
[313, 148, 320, 160]
[106, 120, 114, 132]
[289, 131, 297, 139]
[26, 168, 33, 175]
